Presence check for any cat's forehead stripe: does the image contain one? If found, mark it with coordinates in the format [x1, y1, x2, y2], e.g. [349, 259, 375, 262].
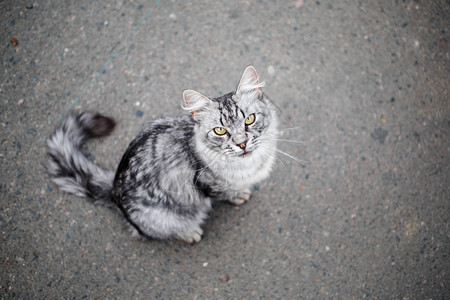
[216, 96, 239, 124]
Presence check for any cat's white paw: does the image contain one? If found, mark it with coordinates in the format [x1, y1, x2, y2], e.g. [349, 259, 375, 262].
[182, 227, 204, 244]
[229, 188, 251, 206]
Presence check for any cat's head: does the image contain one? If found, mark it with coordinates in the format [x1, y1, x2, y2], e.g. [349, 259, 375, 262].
[183, 66, 277, 159]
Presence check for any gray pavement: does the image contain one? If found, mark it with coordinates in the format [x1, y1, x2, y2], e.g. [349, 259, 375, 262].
[1, 0, 449, 298]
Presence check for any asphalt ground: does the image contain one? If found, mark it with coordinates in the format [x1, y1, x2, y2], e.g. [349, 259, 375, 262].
[1, 0, 449, 298]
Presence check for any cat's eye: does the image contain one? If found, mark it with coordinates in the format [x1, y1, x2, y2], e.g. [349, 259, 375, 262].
[213, 127, 227, 135]
[245, 113, 256, 125]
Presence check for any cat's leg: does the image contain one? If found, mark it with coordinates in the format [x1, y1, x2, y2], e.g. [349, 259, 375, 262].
[120, 195, 210, 243]
[121, 200, 205, 243]
[228, 188, 252, 206]
[146, 210, 206, 243]
[181, 226, 204, 244]
[129, 209, 207, 243]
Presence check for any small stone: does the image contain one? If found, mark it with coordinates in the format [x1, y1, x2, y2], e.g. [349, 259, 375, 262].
[17, 99, 24, 105]
[169, 13, 177, 21]
[267, 65, 275, 76]
[295, 0, 304, 8]
[136, 110, 144, 117]
[26, 3, 33, 9]
[371, 127, 389, 144]
[218, 274, 230, 283]
[202, 262, 208, 267]
[11, 37, 19, 46]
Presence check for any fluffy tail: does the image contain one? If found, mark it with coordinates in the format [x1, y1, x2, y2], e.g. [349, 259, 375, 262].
[47, 112, 116, 201]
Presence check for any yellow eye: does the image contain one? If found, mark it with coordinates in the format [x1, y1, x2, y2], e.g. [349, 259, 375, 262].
[213, 127, 227, 135]
[245, 113, 256, 125]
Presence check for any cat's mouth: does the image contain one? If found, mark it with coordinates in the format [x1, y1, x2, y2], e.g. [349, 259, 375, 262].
[239, 150, 252, 157]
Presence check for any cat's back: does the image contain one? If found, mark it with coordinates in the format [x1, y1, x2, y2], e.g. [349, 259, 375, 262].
[114, 115, 196, 184]
[143, 115, 194, 146]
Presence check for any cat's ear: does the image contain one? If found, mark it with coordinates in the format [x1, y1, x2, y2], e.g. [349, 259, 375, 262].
[236, 66, 265, 99]
[182, 89, 211, 119]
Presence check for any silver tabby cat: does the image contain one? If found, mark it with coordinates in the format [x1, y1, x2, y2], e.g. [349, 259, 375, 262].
[47, 66, 278, 243]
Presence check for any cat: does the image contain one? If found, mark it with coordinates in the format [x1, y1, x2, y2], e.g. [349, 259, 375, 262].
[47, 66, 278, 243]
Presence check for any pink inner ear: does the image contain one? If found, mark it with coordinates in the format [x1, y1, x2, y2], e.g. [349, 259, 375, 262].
[183, 90, 211, 117]
[242, 68, 259, 86]
[237, 66, 263, 96]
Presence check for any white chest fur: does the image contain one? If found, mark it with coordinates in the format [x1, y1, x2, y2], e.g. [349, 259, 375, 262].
[198, 138, 277, 192]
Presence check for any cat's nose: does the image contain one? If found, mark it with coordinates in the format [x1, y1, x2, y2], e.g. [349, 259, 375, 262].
[237, 141, 247, 150]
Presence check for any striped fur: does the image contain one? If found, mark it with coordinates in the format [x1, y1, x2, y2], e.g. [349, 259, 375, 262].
[47, 66, 278, 243]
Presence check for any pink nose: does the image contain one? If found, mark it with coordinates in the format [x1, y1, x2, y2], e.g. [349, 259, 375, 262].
[238, 142, 247, 150]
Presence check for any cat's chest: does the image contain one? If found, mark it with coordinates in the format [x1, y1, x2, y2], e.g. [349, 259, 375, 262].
[208, 153, 275, 191]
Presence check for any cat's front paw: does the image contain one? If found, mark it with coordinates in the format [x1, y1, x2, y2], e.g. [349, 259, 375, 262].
[229, 188, 251, 206]
[181, 227, 204, 244]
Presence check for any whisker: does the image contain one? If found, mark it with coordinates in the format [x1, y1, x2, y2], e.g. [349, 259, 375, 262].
[260, 138, 311, 144]
[278, 125, 304, 132]
[194, 152, 227, 185]
[260, 144, 310, 166]
[270, 152, 287, 170]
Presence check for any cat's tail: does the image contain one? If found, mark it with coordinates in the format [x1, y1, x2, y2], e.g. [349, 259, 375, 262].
[47, 112, 116, 202]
